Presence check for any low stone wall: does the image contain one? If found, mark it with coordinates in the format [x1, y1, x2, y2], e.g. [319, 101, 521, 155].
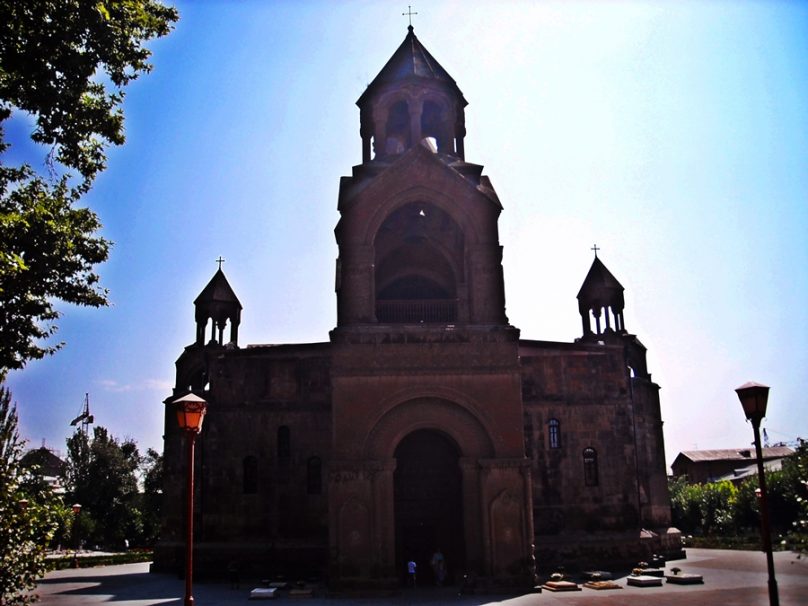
[534, 527, 684, 572]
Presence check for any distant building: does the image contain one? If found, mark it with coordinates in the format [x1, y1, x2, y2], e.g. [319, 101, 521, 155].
[671, 447, 794, 484]
[20, 446, 66, 493]
[154, 26, 679, 587]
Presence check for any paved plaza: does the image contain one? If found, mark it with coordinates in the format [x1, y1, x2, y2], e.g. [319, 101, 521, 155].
[34, 548, 808, 605]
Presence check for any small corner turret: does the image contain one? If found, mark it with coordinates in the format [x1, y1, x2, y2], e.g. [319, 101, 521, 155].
[173, 264, 242, 395]
[577, 252, 626, 340]
[576, 250, 652, 380]
[193, 267, 242, 347]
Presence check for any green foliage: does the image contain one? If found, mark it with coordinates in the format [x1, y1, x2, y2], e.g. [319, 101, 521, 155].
[783, 439, 808, 553]
[670, 444, 808, 552]
[63, 426, 144, 548]
[0, 0, 179, 190]
[731, 477, 759, 532]
[0, 384, 60, 605]
[669, 475, 702, 532]
[47, 501, 75, 551]
[765, 467, 800, 534]
[0, 168, 110, 371]
[699, 481, 738, 535]
[0, 0, 178, 374]
[140, 448, 163, 546]
[670, 476, 739, 536]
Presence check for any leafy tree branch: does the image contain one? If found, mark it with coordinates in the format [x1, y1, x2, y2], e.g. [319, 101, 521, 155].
[0, 0, 179, 374]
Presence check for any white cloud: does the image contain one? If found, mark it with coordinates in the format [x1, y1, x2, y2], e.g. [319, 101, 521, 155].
[97, 378, 172, 393]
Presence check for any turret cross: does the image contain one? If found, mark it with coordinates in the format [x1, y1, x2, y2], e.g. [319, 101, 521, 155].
[402, 5, 417, 27]
[591, 244, 600, 258]
[216, 256, 225, 270]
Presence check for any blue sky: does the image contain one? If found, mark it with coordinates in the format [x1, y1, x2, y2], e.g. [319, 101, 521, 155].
[6, 1, 807, 469]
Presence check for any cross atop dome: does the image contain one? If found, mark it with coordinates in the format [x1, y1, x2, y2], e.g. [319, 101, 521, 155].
[402, 5, 417, 28]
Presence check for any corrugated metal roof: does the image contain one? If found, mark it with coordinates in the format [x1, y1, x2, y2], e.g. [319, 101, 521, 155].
[677, 447, 794, 463]
[710, 458, 787, 483]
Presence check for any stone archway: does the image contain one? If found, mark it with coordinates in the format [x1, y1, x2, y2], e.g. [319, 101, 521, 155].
[394, 429, 464, 584]
[329, 390, 531, 586]
[359, 396, 495, 582]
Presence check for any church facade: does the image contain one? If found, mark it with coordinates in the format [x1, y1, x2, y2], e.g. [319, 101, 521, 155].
[154, 27, 680, 587]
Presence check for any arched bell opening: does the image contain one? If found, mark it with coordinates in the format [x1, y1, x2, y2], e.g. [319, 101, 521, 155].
[421, 100, 452, 155]
[376, 254, 455, 323]
[378, 272, 452, 301]
[374, 202, 464, 324]
[385, 99, 411, 155]
[176, 361, 207, 394]
[394, 429, 465, 585]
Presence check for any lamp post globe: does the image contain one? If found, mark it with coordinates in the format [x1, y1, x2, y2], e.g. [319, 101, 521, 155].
[172, 392, 207, 606]
[735, 382, 778, 606]
[174, 392, 207, 433]
[735, 381, 770, 422]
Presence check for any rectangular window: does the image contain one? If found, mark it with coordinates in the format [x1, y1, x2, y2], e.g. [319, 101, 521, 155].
[583, 447, 598, 487]
[548, 418, 560, 449]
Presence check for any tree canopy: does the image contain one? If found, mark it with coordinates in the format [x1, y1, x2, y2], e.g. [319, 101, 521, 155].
[0, 0, 179, 374]
[64, 426, 143, 547]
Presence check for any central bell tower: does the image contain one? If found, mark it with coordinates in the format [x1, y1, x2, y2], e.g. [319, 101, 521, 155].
[335, 25, 508, 329]
[328, 27, 531, 588]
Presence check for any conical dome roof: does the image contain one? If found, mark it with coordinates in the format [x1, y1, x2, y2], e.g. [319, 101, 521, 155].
[357, 26, 467, 107]
[194, 268, 242, 309]
[577, 256, 624, 313]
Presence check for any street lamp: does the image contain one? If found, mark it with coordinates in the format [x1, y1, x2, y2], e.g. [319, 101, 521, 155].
[71, 503, 82, 568]
[735, 381, 779, 606]
[173, 392, 207, 606]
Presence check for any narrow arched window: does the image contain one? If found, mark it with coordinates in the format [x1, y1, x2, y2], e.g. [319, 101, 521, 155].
[307, 456, 322, 494]
[243, 456, 258, 494]
[278, 426, 291, 461]
[583, 447, 599, 487]
[385, 99, 410, 154]
[548, 418, 561, 449]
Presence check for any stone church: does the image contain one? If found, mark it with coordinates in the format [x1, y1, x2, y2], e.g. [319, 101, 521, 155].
[154, 26, 680, 587]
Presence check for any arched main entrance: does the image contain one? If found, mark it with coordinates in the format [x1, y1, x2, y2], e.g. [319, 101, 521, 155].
[394, 429, 465, 584]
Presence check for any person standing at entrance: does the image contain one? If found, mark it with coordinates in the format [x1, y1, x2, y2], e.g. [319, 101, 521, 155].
[431, 549, 446, 585]
[407, 559, 417, 587]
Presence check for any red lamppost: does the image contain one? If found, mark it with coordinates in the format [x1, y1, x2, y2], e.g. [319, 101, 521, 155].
[173, 392, 207, 606]
[735, 381, 779, 606]
[71, 503, 82, 568]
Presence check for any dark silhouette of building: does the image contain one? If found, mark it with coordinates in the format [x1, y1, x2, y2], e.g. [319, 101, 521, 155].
[154, 26, 679, 587]
[21, 446, 66, 493]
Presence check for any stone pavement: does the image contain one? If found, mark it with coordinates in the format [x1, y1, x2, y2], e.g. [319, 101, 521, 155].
[34, 548, 808, 605]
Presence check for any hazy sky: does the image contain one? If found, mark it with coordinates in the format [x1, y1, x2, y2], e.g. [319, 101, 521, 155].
[6, 1, 807, 470]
